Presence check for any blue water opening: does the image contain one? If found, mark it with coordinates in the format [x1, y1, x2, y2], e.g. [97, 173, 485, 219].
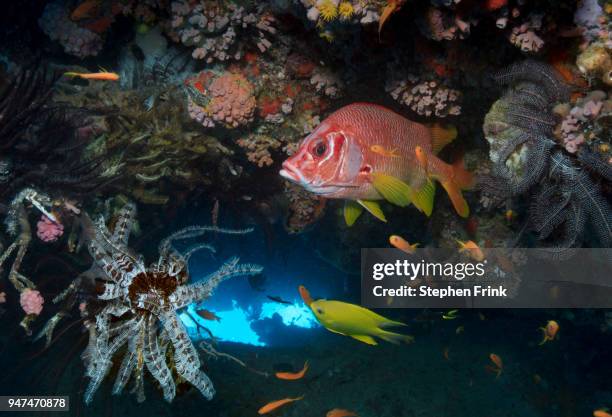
[180, 299, 318, 347]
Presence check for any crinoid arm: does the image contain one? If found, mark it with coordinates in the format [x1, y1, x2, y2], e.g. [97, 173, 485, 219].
[170, 257, 264, 310]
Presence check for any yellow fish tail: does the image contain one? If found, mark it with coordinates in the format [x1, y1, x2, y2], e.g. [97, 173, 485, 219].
[538, 327, 549, 345]
[378, 318, 408, 328]
[351, 335, 378, 345]
[376, 329, 414, 345]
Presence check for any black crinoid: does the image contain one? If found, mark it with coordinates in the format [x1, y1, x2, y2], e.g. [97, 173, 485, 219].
[0, 64, 118, 202]
[479, 60, 612, 257]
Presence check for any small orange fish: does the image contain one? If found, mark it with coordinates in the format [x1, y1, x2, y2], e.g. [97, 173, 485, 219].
[594, 409, 612, 417]
[379, 0, 405, 36]
[415, 145, 428, 175]
[456, 239, 485, 262]
[327, 409, 358, 417]
[443, 347, 450, 361]
[64, 71, 120, 81]
[275, 361, 309, 380]
[505, 209, 515, 223]
[70, 0, 101, 21]
[370, 145, 400, 158]
[538, 320, 559, 345]
[389, 235, 419, 254]
[258, 396, 303, 415]
[196, 309, 221, 322]
[298, 285, 313, 306]
[489, 353, 503, 377]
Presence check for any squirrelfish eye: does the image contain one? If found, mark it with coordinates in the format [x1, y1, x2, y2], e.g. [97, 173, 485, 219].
[314, 141, 327, 157]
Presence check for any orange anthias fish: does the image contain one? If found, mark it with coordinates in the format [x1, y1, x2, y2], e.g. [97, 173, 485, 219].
[275, 361, 309, 380]
[71, 0, 102, 21]
[539, 320, 560, 345]
[389, 235, 419, 254]
[64, 71, 120, 81]
[456, 239, 485, 262]
[196, 309, 221, 322]
[371, 145, 400, 158]
[379, 0, 406, 36]
[280, 103, 473, 226]
[258, 396, 303, 415]
[327, 409, 358, 417]
[488, 353, 503, 377]
[415, 145, 428, 175]
[594, 409, 612, 417]
[298, 285, 314, 306]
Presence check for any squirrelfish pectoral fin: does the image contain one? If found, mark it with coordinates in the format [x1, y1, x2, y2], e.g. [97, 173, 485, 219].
[370, 172, 412, 207]
[409, 178, 436, 217]
[357, 200, 387, 222]
[344, 200, 364, 226]
[351, 335, 378, 345]
[428, 123, 458, 155]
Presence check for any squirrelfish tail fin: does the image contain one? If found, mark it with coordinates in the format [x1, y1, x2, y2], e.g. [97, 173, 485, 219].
[439, 157, 473, 218]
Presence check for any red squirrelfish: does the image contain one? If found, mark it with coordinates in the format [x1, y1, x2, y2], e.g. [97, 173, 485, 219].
[280, 103, 473, 226]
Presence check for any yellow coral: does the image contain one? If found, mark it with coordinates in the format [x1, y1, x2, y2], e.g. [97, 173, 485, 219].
[338, 2, 354, 19]
[318, 0, 338, 21]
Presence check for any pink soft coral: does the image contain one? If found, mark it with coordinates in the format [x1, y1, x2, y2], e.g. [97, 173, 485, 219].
[36, 215, 64, 242]
[20, 289, 44, 316]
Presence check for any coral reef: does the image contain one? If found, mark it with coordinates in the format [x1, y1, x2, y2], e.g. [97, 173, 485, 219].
[19, 289, 44, 316]
[36, 215, 65, 242]
[300, 0, 381, 36]
[555, 90, 609, 154]
[237, 134, 282, 167]
[38, 1, 104, 58]
[185, 70, 256, 128]
[283, 182, 326, 234]
[419, 6, 472, 41]
[169, 0, 276, 63]
[386, 76, 461, 117]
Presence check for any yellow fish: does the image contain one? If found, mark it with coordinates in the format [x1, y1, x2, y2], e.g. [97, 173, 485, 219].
[299, 285, 414, 346]
[442, 309, 459, 320]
